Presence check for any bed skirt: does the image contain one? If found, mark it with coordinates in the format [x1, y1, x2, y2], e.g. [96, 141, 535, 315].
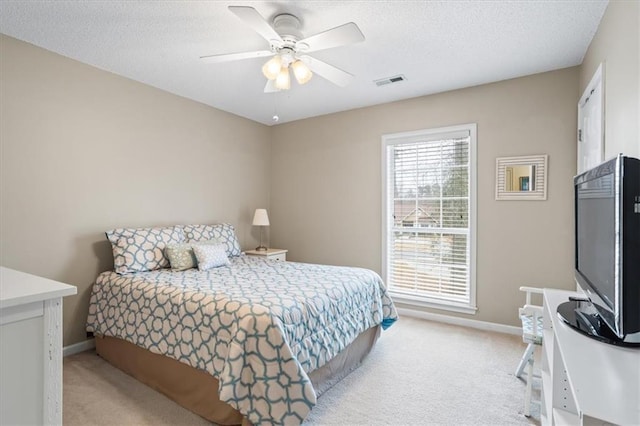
[94, 325, 381, 425]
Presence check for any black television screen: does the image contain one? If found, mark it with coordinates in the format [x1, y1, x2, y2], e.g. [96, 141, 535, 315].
[575, 170, 615, 307]
[568, 154, 640, 346]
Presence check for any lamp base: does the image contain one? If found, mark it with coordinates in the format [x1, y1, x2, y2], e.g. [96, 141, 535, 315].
[255, 246, 268, 251]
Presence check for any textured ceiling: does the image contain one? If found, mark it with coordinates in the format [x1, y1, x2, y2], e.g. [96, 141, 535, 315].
[0, 1, 608, 125]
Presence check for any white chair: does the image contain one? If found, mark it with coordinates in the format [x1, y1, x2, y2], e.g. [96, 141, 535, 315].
[515, 286, 544, 417]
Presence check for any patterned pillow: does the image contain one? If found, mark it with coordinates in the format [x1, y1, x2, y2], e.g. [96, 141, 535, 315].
[165, 243, 197, 271]
[165, 240, 219, 271]
[192, 243, 230, 271]
[106, 226, 185, 274]
[183, 224, 242, 257]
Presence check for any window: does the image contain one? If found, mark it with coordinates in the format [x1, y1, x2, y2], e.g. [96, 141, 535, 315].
[382, 124, 477, 313]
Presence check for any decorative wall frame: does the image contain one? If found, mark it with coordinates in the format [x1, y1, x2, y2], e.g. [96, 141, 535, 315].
[495, 154, 548, 201]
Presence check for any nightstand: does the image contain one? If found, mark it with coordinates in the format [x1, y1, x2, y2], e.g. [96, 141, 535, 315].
[244, 248, 288, 261]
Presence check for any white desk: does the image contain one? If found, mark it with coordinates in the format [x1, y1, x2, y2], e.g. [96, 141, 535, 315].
[0, 267, 77, 426]
[541, 289, 640, 425]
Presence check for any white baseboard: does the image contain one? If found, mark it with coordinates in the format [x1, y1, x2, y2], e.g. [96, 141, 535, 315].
[63, 338, 95, 357]
[397, 307, 521, 336]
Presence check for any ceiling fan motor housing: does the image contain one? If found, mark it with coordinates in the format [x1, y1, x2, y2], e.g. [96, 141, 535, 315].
[273, 14, 302, 39]
[271, 13, 307, 54]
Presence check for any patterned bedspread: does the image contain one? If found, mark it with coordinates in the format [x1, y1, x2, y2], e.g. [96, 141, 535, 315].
[86, 255, 397, 425]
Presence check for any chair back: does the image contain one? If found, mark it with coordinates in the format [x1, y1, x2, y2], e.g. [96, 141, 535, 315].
[519, 287, 544, 345]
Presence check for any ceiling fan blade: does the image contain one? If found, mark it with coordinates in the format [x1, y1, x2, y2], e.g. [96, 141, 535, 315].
[298, 22, 365, 53]
[299, 55, 354, 87]
[228, 6, 283, 45]
[200, 50, 273, 64]
[264, 79, 279, 93]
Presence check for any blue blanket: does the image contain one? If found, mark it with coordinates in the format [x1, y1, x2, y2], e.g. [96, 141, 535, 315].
[87, 255, 397, 424]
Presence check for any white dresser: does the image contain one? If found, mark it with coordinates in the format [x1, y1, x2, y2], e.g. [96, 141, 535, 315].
[0, 267, 76, 426]
[541, 289, 640, 425]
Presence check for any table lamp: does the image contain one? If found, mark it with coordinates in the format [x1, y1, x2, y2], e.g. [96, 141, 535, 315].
[252, 208, 270, 251]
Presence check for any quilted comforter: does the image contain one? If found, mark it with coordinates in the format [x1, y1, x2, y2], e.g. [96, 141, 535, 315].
[86, 255, 397, 425]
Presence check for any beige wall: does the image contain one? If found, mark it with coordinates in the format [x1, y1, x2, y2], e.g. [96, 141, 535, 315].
[580, 0, 640, 159]
[0, 35, 271, 346]
[270, 68, 579, 327]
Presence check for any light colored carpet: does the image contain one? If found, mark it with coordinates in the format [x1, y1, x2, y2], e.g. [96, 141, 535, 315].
[63, 317, 540, 425]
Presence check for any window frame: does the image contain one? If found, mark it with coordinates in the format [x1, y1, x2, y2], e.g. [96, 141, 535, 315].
[381, 123, 478, 314]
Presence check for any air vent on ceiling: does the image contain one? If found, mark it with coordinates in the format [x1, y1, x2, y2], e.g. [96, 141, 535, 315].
[374, 74, 407, 87]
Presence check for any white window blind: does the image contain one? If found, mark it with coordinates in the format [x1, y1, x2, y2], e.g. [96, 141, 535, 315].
[382, 124, 477, 312]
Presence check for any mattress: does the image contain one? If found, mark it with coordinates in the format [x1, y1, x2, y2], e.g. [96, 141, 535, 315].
[87, 255, 397, 424]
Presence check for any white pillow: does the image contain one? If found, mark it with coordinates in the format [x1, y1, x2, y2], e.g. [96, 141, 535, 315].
[192, 243, 230, 271]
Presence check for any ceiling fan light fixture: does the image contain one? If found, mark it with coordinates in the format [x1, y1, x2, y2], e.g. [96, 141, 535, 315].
[262, 55, 282, 80]
[275, 66, 291, 90]
[292, 60, 313, 85]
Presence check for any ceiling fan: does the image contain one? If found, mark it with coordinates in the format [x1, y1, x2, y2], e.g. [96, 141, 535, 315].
[200, 6, 365, 92]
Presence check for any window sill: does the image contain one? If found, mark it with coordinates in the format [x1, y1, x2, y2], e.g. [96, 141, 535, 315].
[389, 291, 478, 315]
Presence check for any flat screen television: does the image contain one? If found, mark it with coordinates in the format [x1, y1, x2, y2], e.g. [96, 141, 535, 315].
[557, 154, 640, 347]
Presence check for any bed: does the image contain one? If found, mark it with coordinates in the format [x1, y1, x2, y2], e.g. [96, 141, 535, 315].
[86, 224, 398, 425]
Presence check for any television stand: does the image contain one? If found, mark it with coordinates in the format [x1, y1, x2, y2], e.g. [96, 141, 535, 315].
[541, 289, 640, 425]
[556, 299, 640, 347]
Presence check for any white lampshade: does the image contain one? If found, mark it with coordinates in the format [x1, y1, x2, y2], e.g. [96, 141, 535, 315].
[252, 209, 270, 226]
[291, 60, 313, 85]
[275, 66, 291, 90]
[262, 56, 282, 80]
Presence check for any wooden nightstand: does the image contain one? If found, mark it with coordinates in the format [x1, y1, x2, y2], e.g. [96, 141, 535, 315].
[244, 248, 288, 261]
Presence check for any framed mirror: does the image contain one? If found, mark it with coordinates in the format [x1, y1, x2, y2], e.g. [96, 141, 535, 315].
[495, 154, 548, 200]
